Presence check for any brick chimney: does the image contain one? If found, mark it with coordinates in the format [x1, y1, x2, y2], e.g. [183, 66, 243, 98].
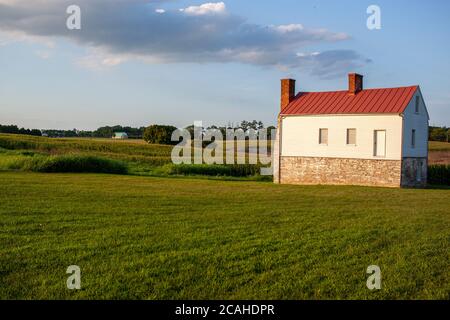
[281, 79, 296, 110]
[348, 73, 363, 95]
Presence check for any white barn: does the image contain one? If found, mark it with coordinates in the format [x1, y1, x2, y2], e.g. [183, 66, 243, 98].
[113, 132, 128, 139]
[273, 73, 429, 188]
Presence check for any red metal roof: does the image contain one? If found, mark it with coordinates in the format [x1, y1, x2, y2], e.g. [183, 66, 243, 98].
[281, 86, 418, 116]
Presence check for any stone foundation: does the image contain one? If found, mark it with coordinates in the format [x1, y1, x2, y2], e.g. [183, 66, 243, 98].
[401, 157, 427, 187]
[279, 156, 402, 187]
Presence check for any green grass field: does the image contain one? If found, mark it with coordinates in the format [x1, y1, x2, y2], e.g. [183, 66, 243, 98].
[0, 172, 448, 299]
[0, 134, 270, 176]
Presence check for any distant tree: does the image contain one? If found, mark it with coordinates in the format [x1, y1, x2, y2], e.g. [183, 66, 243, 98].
[64, 129, 78, 137]
[30, 129, 42, 136]
[0, 125, 19, 134]
[126, 126, 146, 138]
[93, 126, 115, 138]
[93, 125, 145, 138]
[185, 125, 195, 139]
[240, 120, 249, 130]
[0, 124, 41, 136]
[41, 129, 78, 138]
[143, 125, 178, 145]
[429, 126, 449, 142]
[266, 126, 276, 139]
[237, 120, 265, 131]
[78, 130, 94, 138]
[249, 120, 259, 130]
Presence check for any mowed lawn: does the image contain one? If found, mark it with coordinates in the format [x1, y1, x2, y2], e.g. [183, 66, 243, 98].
[0, 172, 448, 300]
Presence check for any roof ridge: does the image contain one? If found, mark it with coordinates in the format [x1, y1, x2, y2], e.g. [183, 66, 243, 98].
[298, 85, 418, 94]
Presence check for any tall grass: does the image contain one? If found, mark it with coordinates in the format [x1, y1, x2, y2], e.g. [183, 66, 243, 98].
[428, 164, 450, 186]
[160, 163, 266, 177]
[4, 154, 128, 174]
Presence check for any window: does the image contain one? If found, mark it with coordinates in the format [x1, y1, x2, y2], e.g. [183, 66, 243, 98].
[319, 128, 328, 145]
[415, 96, 420, 113]
[347, 129, 357, 145]
[411, 129, 416, 148]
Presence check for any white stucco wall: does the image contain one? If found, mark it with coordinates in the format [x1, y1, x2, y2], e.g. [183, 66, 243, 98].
[281, 114, 404, 160]
[402, 87, 429, 158]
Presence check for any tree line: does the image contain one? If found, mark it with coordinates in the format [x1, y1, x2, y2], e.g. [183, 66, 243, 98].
[0, 124, 42, 136]
[2, 123, 449, 144]
[0, 125, 146, 139]
[143, 121, 276, 145]
[429, 126, 449, 142]
[0, 121, 274, 141]
[41, 126, 147, 138]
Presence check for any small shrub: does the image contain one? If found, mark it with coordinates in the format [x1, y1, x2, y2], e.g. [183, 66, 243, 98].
[428, 165, 450, 186]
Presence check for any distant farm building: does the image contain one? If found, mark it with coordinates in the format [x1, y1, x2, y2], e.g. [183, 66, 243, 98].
[113, 132, 128, 139]
[273, 73, 429, 188]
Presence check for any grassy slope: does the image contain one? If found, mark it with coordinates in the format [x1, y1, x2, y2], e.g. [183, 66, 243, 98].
[0, 134, 174, 168]
[429, 141, 450, 151]
[0, 172, 448, 300]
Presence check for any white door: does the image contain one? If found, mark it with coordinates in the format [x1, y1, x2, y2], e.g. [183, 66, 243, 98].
[374, 130, 386, 157]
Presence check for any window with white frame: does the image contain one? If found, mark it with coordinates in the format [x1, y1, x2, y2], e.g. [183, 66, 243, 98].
[319, 128, 328, 145]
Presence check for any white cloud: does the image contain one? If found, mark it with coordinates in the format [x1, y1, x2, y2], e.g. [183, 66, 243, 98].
[0, 0, 20, 4]
[0, 0, 369, 78]
[296, 52, 320, 58]
[35, 50, 51, 59]
[0, 30, 55, 48]
[76, 49, 129, 70]
[181, 2, 226, 16]
[0, 0, 59, 5]
[274, 24, 304, 33]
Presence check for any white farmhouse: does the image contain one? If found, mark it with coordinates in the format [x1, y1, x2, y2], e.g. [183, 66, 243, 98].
[273, 73, 429, 188]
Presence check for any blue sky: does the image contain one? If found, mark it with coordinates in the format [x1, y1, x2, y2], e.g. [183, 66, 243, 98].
[0, 0, 449, 130]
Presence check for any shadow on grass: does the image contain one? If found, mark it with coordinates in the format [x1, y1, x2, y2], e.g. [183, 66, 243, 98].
[426, 184, 450, 190]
